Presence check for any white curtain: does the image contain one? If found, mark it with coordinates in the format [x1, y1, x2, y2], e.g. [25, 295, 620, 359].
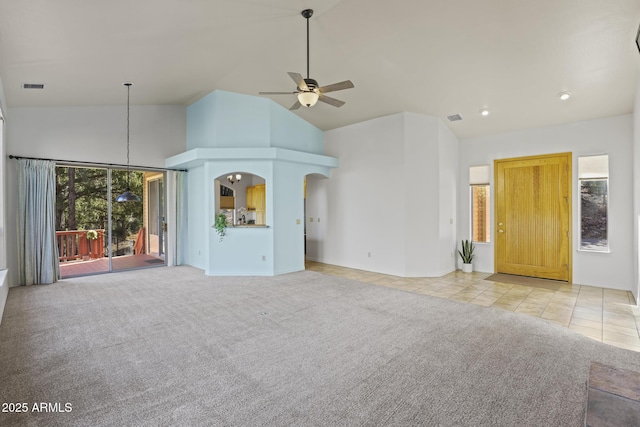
[17, 159, 59, 285]
[175, 171, 187, 265]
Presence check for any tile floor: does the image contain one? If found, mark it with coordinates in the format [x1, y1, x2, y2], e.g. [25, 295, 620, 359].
[306, 261, 640, 352]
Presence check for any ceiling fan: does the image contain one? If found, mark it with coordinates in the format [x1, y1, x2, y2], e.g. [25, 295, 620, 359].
[259, 9, 354, 110]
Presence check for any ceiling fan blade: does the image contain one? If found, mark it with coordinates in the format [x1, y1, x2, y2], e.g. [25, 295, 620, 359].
[318, 80, 354, 94]
[259, 91, 298, 95]
[289, 100, 302, 110]
[287, 72, 309, 91]
[318, 94, 345, 108]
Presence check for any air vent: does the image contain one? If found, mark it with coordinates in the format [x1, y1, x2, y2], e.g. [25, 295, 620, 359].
[22, 83, 45, 89]
[447, 113, 463, 122]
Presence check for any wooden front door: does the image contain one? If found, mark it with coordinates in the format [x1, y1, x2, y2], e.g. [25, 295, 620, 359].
[494, 153, 572, 281]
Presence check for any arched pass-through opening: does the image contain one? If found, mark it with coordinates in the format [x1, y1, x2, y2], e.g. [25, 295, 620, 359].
[215, 172, 267, 226]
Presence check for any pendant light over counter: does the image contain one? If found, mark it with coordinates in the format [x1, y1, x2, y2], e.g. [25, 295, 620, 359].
[116, 82, 141, 202]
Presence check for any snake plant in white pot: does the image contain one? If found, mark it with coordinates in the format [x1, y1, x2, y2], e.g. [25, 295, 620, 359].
[458, 239, 475, 273]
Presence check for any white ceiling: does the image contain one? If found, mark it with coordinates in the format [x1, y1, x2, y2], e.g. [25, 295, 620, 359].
[1, 0, 639, 139]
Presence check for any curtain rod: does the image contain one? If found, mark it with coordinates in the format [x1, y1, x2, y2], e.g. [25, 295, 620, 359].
[8, 154, 187, 172]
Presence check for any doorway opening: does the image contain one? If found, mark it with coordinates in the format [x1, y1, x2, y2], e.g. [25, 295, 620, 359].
[55, 165, 166, 278]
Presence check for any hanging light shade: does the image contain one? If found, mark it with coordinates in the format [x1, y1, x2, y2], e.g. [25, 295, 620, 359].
[116, 82, 141, 202]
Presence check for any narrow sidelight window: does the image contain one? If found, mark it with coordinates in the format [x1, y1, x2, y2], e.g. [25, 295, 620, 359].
[470, 165, 491, 243]
[578, 155, 609, 252]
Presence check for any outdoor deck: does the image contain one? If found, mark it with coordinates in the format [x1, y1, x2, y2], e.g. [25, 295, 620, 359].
[60, 254, 165, 278]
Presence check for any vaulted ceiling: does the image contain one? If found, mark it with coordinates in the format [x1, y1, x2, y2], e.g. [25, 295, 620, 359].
[1, 0, 639, 139]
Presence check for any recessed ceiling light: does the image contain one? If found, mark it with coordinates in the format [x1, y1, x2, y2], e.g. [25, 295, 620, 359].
[558, 91, 571, 101]
[480, 109, 490, 117]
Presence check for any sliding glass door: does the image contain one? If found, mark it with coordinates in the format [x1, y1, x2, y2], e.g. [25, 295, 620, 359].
[56, 165, 166, 278]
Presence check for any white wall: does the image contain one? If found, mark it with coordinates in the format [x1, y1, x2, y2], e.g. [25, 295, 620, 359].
[0, 76, 7, 322]
[633, 76, 640, 302]
[312, 112, 459, 277]
[6, 105, 187, 286]
[459, 114, 634, 291]
[319, 113, 408, 275]
[438, 122, 459, 273]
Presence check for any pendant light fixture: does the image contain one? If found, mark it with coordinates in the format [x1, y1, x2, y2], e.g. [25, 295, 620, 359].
[227, 174, 242, 184]
[116, 82, 141, 202]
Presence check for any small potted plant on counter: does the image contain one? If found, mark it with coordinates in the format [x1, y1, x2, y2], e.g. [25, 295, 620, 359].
[458, 239, 475, 273]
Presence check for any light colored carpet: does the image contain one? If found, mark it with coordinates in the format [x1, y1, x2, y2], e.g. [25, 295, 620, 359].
[1, 266, 639, 426]
[485, 272, 565, 290]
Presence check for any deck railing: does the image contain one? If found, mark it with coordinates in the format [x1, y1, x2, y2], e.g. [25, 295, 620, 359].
[56, 230, 105, 262]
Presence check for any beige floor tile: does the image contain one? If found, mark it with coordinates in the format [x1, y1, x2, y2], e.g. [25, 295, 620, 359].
[518, 301, 548, 310]
[495, 296, 526, 306]
[515, 305, 544, 317]
[603, 288, 631, 298]
[576, 292, 603, 301]
[545, 300, 575, 311]
[569, 317, 603, 331]
[541, 310, 572, 323]
[571, 309, 602, 323]
[448, 294, 476, 303]
[480, 289, 511, 299]
[469, 295, 500, 307]
[465, 283, 494, 292]
[431, 289, 463, 298]
[491, 300, 521, 311]
[550, 293, 578, 302]
[543, 317, 570, 327]
[602, 322, 639, 338]
[574, 301, 603, 311]
[603, 304, 636, 316]
[573, 305, 603, 316]
[542, 304, 573, 316]
[603, 312, 638, 329]
[507, 285, 534, 295]
[602, 331, 640, 347]
[455, 289, 485, 299]
[523, 294, 553, 304]
[569, 323, 602, 340]
[580, 285, 603, 293]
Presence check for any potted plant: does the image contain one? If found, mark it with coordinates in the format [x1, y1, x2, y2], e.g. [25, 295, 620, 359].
[87, 229, 101, 259]
[458, 239, 475, 273]
[213, 213, 228, 241]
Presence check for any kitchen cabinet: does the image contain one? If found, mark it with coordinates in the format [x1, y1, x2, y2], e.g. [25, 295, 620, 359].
[220, 196, 235, 209]
[246, 184, 266, 225]
[246, 186, 255, 210]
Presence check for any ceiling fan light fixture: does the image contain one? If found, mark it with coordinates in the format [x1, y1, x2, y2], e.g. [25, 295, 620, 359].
[298, 91, 319, 107]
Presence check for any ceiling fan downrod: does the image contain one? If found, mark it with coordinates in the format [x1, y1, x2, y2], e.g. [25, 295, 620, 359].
[302, 9, 313, 79]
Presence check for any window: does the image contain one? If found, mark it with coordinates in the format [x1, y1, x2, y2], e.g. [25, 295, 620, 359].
[578, 155, 609, 252]
[470, 165, 490, 243]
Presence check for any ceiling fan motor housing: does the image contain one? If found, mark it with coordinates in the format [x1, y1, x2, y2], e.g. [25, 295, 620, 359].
[302, 78, 319, 92]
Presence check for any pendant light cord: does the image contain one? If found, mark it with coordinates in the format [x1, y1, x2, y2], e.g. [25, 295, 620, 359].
[125, 82, 131, 189]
